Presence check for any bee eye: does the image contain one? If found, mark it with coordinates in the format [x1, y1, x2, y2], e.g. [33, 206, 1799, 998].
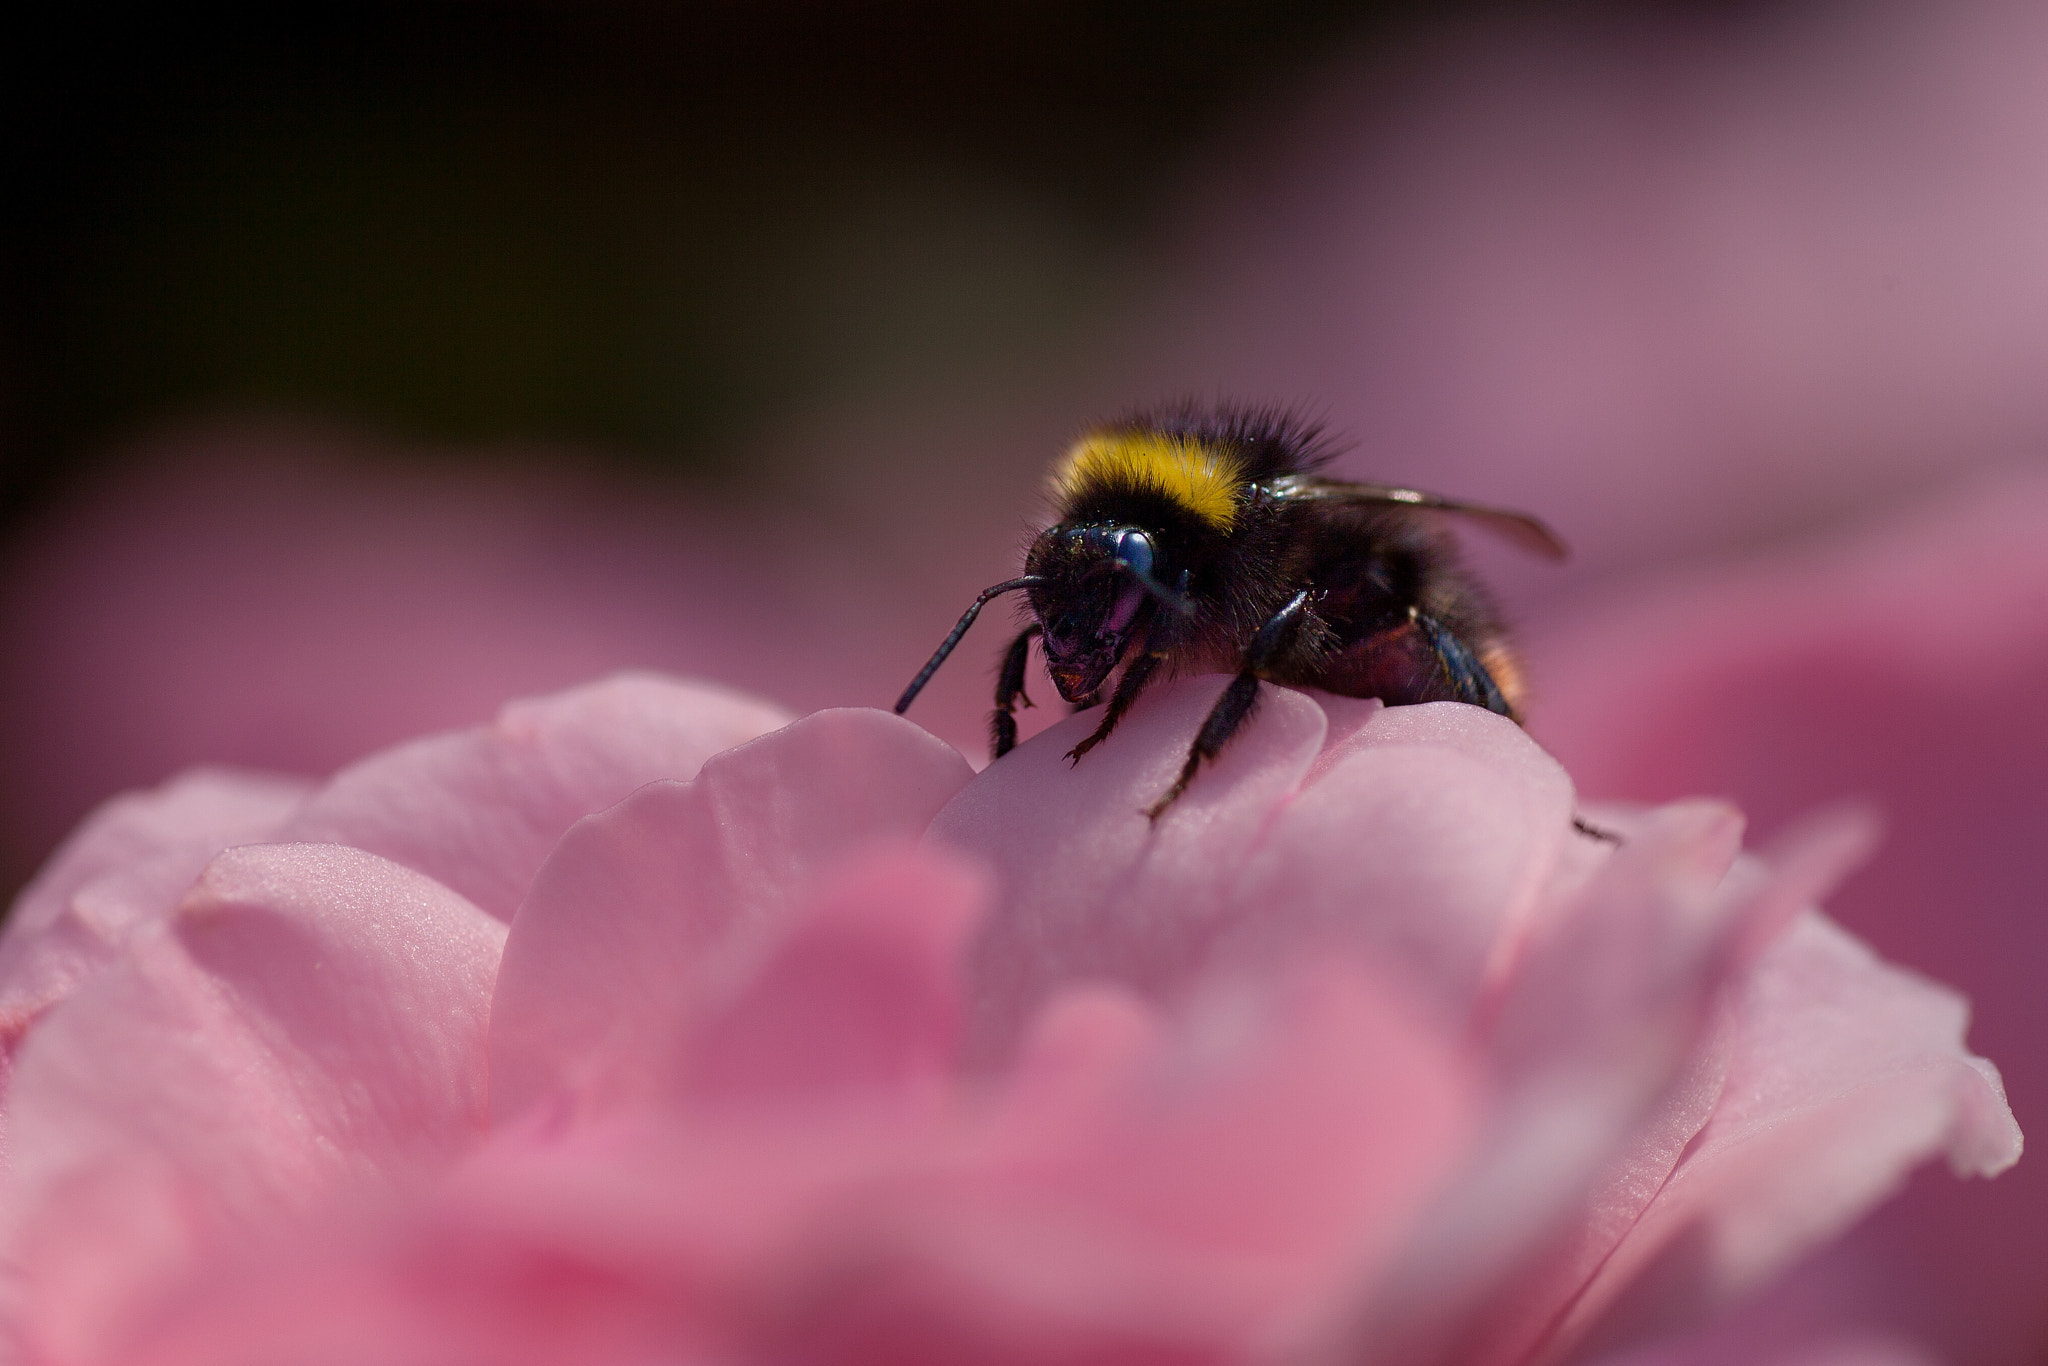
[1113, 531, 1155, 577]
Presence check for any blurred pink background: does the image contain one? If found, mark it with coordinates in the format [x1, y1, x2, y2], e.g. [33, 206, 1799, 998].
[5, 2, 2046, 1362]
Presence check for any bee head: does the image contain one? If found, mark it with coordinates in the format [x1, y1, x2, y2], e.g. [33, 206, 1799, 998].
[1025, 524, 1186, 704]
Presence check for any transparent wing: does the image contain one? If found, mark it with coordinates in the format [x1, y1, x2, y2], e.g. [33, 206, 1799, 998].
[1268, 476, 1569, 560]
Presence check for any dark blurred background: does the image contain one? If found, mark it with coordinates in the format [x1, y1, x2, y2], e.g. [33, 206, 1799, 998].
[1, 0, 1315, 847]
[4, 1, 1478, 503]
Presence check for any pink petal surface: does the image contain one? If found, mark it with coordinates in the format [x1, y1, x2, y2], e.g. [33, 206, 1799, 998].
[925, 670, 2018, 1361]
[2, 843, 505, 1363]
[0, 769, 310, 1144]
[1355, 805, 1877, 1366]
[1548, 915, 2020, 1366]
[1357, 802, 1750, 1366]
[929, 677, 1329, 1055]
[0, 669, 2018, 1366]
[673, 844, 987, 1110]
[76, 841, 1023, 1364]
[1450, 814, 1997, 1366]
[1004, 963, 1478, 1351]
[6, 769, 310, 944]
[1229, 697, 1575, 1023]
[103, 872, 1481, 1366]
[279, 672, 791, 923]
[0, 674, 784, 1164]
[488, 707, 974, 1122]
[727, 963, 1479, 1366]
[1530, 471, 2048, 1363]
[931, 679, 1580, 1052]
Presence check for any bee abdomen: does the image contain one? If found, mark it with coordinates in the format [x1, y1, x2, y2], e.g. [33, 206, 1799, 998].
[1290, 616, 1522, 721]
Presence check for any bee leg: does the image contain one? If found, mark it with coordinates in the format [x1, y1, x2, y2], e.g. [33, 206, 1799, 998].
[1146, 590, 1312, 820]
[1409, 611, 1615, 843]
[989, 625, 1041, 760]
[1065, 649, 1163, 763]
[1573, 815, 1623, 844]
[1410, 609, 1512, 716]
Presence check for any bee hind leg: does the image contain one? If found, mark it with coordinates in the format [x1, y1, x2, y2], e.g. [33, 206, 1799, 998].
[1409, 610, 1512, 717]
[989, 625, 1041, 760]
[1573, 815, 1624, 844]
[1146, 589, 1313, 821]
[1408, 612, 1618, 844]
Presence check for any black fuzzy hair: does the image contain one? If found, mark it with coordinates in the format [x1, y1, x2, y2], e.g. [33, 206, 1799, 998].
[1097, 399, 1344, 485]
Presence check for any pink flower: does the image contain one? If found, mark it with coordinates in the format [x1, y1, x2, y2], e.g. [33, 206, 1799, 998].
[0, 671, 2015, 1364]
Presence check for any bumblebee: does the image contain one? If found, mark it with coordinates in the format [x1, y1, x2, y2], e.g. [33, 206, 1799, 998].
[894, 403, 1569, 820]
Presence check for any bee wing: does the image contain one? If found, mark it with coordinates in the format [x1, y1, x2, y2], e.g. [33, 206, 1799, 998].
[1270, 477, 1569, 560]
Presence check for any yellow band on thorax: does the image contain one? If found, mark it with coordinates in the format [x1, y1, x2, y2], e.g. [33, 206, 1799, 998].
[1053, 432, 1245, 531]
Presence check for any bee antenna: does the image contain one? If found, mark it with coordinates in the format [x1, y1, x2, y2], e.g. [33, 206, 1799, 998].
[894, 577, 1047, 715]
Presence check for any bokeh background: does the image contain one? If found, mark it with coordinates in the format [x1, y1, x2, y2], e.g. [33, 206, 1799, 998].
[5, 2, 2048, 1363]
[0, 0, 1429, 878]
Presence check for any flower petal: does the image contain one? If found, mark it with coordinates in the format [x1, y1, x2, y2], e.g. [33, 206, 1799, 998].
[1347, 801, 1744, 1366]
[1228, 698, 1577, 1021]
[745, 964, 1481, 1366]
[6, 768, 309, 944]
[3, 842, 505, 1362]
[676, 843, 989, 1110]
[279, 673, 792, 922]
[1547, 911, 2020, 1362]
[488, 707, 974, 1123]
[1530, 471, 2048, 1359]
[0, 769, 311, 1145]
[929, 675, 1329, 1058]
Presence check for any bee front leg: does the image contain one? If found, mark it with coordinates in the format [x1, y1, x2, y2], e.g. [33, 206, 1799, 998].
[1146, 590, 1312, 820]
[989, 625, 1041, 760]
[1065, 648, 1163, 763]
